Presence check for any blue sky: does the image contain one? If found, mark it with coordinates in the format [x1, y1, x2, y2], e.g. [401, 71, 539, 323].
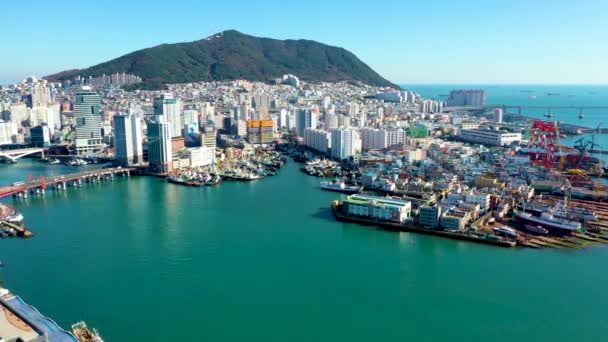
[2, 0, 607, 84]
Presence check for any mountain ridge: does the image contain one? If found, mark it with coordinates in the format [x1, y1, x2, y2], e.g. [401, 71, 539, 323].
[45, 30, 399, 89]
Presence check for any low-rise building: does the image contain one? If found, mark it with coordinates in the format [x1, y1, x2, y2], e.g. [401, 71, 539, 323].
[418, 206, 442, 229]
[343, 194, 412, 223]
[460, 129, 522, 146]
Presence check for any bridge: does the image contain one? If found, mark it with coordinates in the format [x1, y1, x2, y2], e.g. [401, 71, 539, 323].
[445, 105, 608, 114]
[0, 167, 135, 199]
[0, 148, 44, 163]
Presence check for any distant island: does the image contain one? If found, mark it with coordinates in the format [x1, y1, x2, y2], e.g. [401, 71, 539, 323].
[45, 30, 398, 89]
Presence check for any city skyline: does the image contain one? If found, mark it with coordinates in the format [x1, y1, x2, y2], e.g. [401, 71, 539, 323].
[2, 0, 607, 85]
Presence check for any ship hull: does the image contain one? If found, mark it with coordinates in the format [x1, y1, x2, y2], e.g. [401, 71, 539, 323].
[514, 211, 579, 235]
[320, 186, 361, 194]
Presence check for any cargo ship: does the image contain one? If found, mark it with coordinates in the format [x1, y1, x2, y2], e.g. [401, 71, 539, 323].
[513, 209, 581, 235]
[320, 181, 362, 194]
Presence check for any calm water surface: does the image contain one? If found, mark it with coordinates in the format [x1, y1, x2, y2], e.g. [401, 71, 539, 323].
[0, 159, 607, 341]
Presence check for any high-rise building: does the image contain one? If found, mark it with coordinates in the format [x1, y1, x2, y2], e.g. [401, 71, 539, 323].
[114, 113, 143, 165]
[304, 128, 331, 154]
[446, 90, 487, 107]
[74, 88, 104, 154]
[295, 108, 318, 137]
[148, 115, 173, 174]
[154, 93, 182, 138]
[324, 113, 339, 131]
[31, 80, 51, 108]
[494, 108, 504, 124]
[0, 121, 17, 145]
[246, 120, 274, 144]
[200, 125, 217, 149]
[331, 127, 361, 160]
[30, 124, 51, 147]
[361, 127, 406, 151]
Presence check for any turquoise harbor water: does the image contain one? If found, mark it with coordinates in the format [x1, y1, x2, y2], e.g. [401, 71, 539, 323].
[0, 85, 607, 341]
[1, 160, 608, 341]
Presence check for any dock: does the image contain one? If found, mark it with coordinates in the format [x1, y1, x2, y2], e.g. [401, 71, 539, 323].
[331, 202, 516, 248]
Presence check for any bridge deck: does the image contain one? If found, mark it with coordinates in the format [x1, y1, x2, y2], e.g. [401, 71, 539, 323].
[0, 167, 134, 198]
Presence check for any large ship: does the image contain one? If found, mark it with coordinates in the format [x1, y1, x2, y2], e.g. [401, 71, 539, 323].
[522, 201, 598, 223]
[513, 209, 582, 235]
[320, 181, 362, 194]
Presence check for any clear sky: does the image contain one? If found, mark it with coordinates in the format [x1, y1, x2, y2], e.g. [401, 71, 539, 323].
[2, 0, 607, 85]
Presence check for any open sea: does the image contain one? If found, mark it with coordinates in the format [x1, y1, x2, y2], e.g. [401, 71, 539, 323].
[403, 84, 608, 157]
[1, 85, 607, 341]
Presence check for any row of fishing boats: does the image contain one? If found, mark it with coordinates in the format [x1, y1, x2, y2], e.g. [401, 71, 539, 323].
[167, 173, 222, 187]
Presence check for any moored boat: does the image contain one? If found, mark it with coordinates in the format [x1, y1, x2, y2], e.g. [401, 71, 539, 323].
[523, 224, 549, 235]
[513, 209, 581, 235]
[320, 181, 362, 194]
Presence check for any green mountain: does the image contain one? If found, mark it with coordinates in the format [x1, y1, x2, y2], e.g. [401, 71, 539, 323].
[45, 30, 398, 89]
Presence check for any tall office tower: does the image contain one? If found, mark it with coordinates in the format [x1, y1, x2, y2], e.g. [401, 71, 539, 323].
[295, 108, 318, 137]
[253, 93, 271, 109]
[0, 121, 17, 145]
[337, 114, 350, 128]
[154, 93, 182, 138]
[201, 102, 215, 123]
[31, 80, 51, 108]
[148, 115, 173, 174]
[494, 108, 504, 124]
[346, 103, 360, 117]
[74, 87, 103, 154]
[324, 113, 339, 130]
[331, 127, 362, 160]
[322, 96, 331, 110]
[278, 109, 288, 129]
[446, 90, 487, 106]
[183, 110, 200, 136]
[114, 113, 143, 165]
[9, 103, 28, 126]
[200, 125, 217, 149]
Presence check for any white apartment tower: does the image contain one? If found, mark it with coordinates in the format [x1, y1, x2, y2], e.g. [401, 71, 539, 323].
[154, 93, 182, 138]
[113, 113, 143, 165]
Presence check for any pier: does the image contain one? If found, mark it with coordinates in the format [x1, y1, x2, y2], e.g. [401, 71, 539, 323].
[0, 167, 135, 199]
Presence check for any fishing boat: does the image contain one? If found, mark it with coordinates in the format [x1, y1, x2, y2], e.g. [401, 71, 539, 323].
[72, 321, 104, 342]
[167, 175, 201, 187]
[205, 174, 222, 186]
[7, 212, 24, 224]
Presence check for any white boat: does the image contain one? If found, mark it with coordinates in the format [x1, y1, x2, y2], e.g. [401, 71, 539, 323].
[514, 209, 581, 233]
[492, 226, 518, 238]
[7, 213, 24, 224]
[320, 181, 362, 194]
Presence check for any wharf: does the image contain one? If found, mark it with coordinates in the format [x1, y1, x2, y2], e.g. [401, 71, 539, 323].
[0, 290, 78, 342]
[331, 202, 516, 248]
